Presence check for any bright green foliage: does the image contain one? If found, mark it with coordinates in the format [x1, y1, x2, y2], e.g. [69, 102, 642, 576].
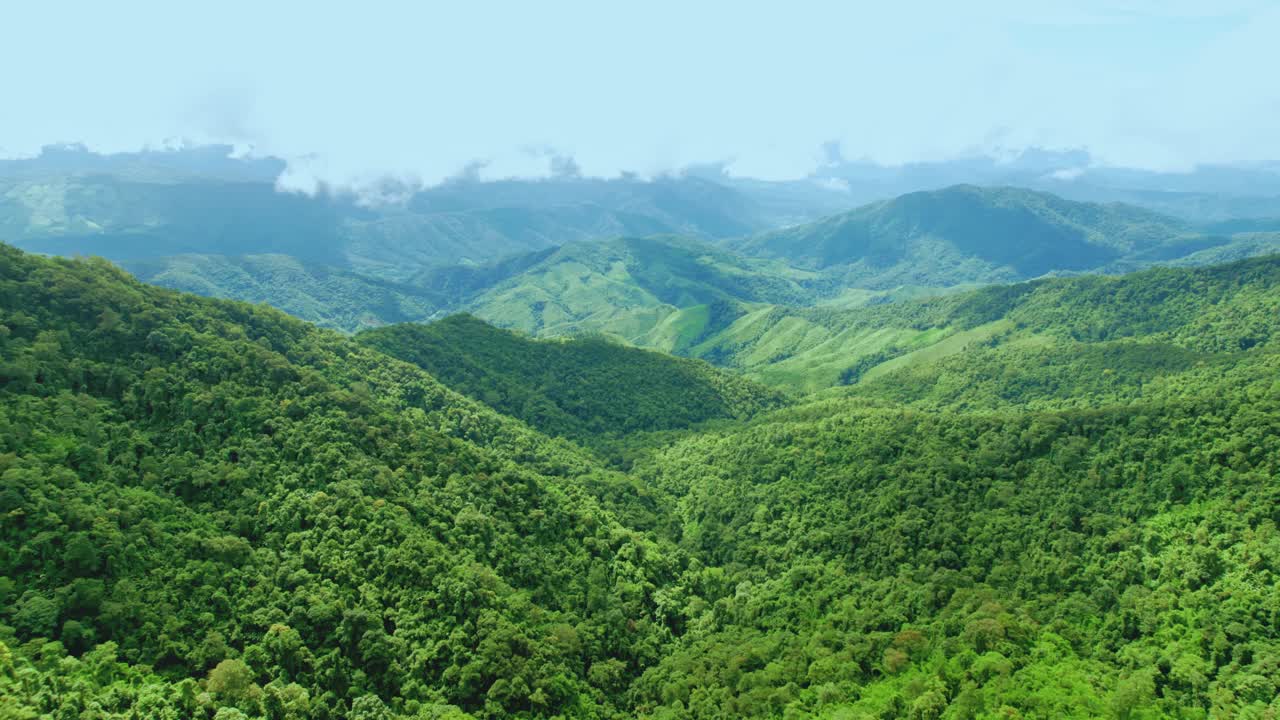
[687, 252, 1280, 391]
[4, 242, 1280, 719]
[450, 235, 819, 341]
[622, 275, 1280, 716]
[0, 244, 680, 718]
[122, 253, 449, 332]
[356, 315, 785, 446]
[730, 184, 1199, 279]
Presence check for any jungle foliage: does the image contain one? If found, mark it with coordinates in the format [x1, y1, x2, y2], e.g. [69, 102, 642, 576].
[3, 244, 1280, 718]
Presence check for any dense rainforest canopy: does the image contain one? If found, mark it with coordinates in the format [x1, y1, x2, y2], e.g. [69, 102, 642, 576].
[355, 315, 785, 453]
[3, 242, 1280, 719]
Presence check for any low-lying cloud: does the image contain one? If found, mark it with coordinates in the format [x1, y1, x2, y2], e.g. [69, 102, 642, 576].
[3, 1, 1277, 189]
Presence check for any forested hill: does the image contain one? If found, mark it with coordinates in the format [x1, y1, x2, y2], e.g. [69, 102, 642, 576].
[27, 178, 1276, 335]
[356, 314, 786, 445]
[4, 241, 1280, 719]
[626, 344, 1280, 717]
[0, 243, 683, 718]
[429, 235, 818, 338]
[729, 184, 1201, 284]
[681, 252, 1280, 391]
[123, 253, 451, 332]
[617, 257, 1280, 718]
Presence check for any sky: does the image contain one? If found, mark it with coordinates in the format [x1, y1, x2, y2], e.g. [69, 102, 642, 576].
[2, 0, 1277, 188]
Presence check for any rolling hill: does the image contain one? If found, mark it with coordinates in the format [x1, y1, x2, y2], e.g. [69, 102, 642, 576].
[5, 242, 1280, 718]
[427, 235, 821, 341]
[678, 252, 1280, 392]
[90, 186, 1280, 349]
[729, 185, 1202, 285]
[625, 313, 1280, 718]
[0, 242, 685, 718]
[122, 253, 450, 332]
[356, 314, 786, 446]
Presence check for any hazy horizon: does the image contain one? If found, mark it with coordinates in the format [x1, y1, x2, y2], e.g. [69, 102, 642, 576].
[5, 1, 1278, 191]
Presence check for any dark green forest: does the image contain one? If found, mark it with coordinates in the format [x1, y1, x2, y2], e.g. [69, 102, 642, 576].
[3, 242, 1280, 718]
[356, 315, 784, 455]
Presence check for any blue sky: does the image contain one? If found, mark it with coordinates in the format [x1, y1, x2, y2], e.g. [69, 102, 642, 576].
[2, 1, 1276, 187]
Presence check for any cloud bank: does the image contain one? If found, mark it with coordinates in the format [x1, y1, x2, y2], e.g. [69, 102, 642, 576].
[3, 0, 1277, 188]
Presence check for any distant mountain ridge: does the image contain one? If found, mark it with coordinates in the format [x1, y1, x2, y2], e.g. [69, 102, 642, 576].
[106, 186, 1280, 343]
[10, 143, 1280, 350]
[813, 145, 1280, 220]
[0, 146, 853, 275]
[1, 174, 793, 275]
[729, 185, 1199, 284]
[399, 187, 1269, 352]
[0, 143, 287, 183]
[438, 235, 818, 338]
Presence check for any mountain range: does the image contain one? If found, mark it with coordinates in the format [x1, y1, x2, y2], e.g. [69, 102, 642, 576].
[6, 137, 1280, 720]
[11, 147, 1274, 343]
[5, 238, 1280, 718]
[0, 145, 849, 276]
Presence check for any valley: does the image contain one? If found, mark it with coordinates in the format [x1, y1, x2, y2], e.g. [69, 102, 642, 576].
[3, 146, 1280, 719]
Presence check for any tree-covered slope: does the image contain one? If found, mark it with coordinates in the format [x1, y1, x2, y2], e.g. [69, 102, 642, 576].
[123, 253, 449, 332]
[627, 353, 1280, 718]
[5, 241, 1280, 719]
[0, 244, 680, 719]
[356, 315, 786, 444]
[390, 189, 1269, 371]
[444, 235, 820, 341]
[1165, 232, 1280, 268]
[730, 185, 1199, 284]
[682, 252, 1280, 392]
[620, 257, 1280, 718]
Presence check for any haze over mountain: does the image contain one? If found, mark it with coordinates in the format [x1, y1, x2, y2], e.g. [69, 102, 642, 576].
[729, 185, 1202, 281]
[13, 147, 1277, 343]
[0, 145, 850, 276]
[8, 3, 1280, 718]
[399, 189, 1274, 346]
[812, 145, 1280, 214]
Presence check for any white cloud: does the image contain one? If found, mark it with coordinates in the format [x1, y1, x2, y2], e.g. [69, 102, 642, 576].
[1048, 167, 1086, 181]
[1, 0, 1276, 186]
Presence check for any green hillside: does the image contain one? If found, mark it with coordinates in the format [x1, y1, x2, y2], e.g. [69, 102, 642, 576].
[4, 244, 1280, 719]
[450, 235, 820, 341]
[627, 347, 1280, 718]
[670, 253, 1280, 392]
[618, 257, 1280, 718]
[32, 181, 1280, 339]
[351, 189, 1271, 361]
[1166, 232, 1280, 267]
[0, 244, 678, 718]
[357, 315, 785, 446]
[123, 253, 448, 332]
[731, 185, 1199, 284]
